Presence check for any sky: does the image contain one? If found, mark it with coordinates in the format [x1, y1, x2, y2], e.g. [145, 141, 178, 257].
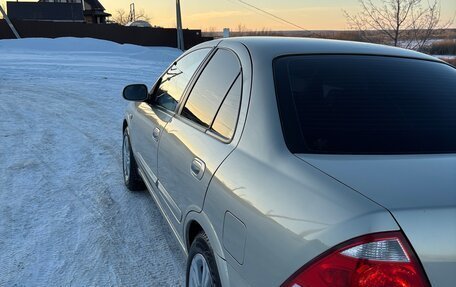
[1, 0, 455, 31]
[96, 0, 456, 30]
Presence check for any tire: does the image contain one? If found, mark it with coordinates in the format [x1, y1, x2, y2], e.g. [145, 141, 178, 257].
[186, 232, 221, 287]
[122, 127, 145, 191]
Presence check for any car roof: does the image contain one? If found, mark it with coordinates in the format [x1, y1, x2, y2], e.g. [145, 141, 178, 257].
[213, 37, 439, 62]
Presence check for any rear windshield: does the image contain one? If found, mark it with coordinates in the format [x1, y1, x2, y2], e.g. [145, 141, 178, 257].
[273, 55, 456, 154]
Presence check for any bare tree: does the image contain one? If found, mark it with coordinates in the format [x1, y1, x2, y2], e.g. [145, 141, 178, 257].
[344, 0, 453, 50]
[113, 8, 151, 25]
[204, 26, 217, 33]
[236, 24, 249, 36]
[113, 9, 128, 25]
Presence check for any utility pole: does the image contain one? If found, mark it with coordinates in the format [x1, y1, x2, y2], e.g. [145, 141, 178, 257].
[176, 0, 184, 50]
[129, 3, 135, 22]
[0, 5, 20, 39]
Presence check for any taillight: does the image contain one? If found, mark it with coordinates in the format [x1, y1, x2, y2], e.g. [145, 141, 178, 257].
[282, 232, 430, 287]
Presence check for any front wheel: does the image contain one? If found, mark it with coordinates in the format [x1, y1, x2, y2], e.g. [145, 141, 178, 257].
[187, 232, 221, 287]
[122, 128, 145, 191]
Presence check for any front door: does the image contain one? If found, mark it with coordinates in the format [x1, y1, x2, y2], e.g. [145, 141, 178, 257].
[157, 48, 243, 225]
[129, 103, 171, 184]
[130, 48, 212, 184]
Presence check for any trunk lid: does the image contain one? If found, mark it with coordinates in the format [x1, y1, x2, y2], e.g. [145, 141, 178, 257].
[296, 154, 456, 286]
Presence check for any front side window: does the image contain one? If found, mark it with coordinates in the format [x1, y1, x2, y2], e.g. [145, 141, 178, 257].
[155, 48, 210, 112]
[181, 49, 241, 130]
[274, 55, 456, 154]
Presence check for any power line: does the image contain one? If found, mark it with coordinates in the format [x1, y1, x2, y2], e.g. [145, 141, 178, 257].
[238, 0, 304, 30]
[227, 0, 320, 36]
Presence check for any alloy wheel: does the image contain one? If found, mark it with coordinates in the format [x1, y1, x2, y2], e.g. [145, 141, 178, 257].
[189, 253, 212, 287]
[123, 135, 131, 182]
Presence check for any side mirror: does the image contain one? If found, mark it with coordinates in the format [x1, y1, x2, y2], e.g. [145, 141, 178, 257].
[123, 84, 148, 102]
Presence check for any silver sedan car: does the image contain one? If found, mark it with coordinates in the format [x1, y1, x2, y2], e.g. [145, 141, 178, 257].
[122, 37, 456, 287]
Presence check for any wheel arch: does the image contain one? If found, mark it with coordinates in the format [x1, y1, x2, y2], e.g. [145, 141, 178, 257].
[184, 212, 224, 255]
[187, 220, 203, 250]
[122, 119, 128, 133]
[184, 211, 231, 286]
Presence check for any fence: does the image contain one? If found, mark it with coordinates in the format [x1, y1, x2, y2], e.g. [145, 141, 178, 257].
[0, 20, 212, 49]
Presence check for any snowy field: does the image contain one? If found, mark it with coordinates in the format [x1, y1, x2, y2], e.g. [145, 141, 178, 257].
[436, 55, 456, 60]
[0, 38, 186, 286]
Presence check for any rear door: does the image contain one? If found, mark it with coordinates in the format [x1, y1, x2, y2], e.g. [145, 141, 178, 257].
[156, 48, 243, 224]
[129, 48, 211, 184]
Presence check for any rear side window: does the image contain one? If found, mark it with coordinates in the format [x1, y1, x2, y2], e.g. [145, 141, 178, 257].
[182, 49, 241, 130]
[155, 48, 210, 112]
[211, 75, 242, 140]
[274, 55, 456, 154]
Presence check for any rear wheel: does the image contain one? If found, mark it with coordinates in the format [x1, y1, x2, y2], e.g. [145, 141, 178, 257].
[187, 232, 221, 287]
[122, 128, 145, 191]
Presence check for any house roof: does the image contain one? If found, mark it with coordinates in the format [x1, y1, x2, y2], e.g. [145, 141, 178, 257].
[7, 2, 85, 22]
[83, 0, 111, 17]
[83, 10, 111, 17]
[84, 0, 106, 11]
[36, 0, 108, 12]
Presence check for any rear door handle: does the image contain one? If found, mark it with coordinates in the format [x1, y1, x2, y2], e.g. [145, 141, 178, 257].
[152, 127, 161, 142]
[190, 158, 205, 180]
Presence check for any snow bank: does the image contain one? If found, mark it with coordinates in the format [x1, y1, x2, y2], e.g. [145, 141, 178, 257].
[0, 38, 185, 286]
[435, 55, 456, 60]
[0, 37, 182, 62]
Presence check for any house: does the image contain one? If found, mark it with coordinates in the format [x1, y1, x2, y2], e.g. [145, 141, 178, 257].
[6, 0, 111, 24]
[7, 1, 85, 22]
[79, 0, 112, 24]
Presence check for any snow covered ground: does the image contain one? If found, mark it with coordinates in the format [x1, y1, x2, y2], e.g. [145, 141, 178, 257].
[0, 38, 186, 286]
[435, 55, 456, 60]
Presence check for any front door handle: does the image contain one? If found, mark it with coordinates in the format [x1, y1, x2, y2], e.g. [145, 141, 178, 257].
[190, 158, 205, 180]
[152, 127, 160, 142]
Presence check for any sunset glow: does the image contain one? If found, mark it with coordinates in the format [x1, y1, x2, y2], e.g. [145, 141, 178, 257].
[1, 0, 455, 30]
